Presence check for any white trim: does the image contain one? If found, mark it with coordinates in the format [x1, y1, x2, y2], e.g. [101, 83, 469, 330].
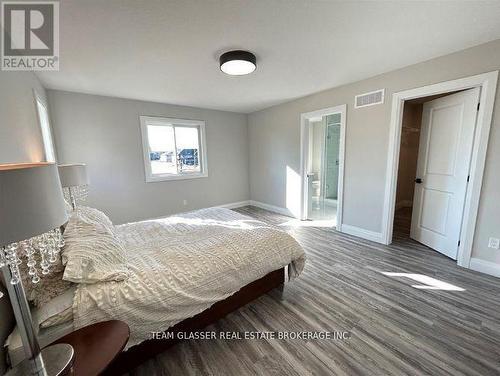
[320, 117, 327, 202]
[248, 200, 296, 218]
[469, 258, 500, 278]
[300, 104, 346, 231]
[139, 115, 209, 183]
[324, 198, 338, 205]
[341, 224, 384, 243]
[381, 71, 499, 270]
[214, 200, 250, 209]
[354, 88, 385, 109]
[337, 108, 346, 232]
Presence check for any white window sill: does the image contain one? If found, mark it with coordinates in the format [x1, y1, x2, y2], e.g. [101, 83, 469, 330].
[145, 172, 208, 183]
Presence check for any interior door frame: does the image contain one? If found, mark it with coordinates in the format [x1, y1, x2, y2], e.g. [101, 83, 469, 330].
[381, 71, 498, 268]
[300, 104, 346, 229]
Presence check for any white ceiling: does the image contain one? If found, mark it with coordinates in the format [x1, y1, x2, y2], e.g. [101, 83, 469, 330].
[37, 0, 500, 113]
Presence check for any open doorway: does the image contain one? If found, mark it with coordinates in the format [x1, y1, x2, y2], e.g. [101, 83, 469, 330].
[393, 92, 458, 237]
[380, 71, 497, 270]
[300, 105, 346, 228]
[393, 88, 481, 260]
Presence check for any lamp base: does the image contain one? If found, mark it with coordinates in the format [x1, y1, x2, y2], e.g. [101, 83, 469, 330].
[6, 343, 74, 376]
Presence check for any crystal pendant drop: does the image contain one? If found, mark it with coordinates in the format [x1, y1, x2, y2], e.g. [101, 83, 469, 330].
[6, 244, 21, 285]
[48, 230, 57, 264]
[36, 233, 51, 275]
[3, 226, 65, 285]
[22, 240, 40, 283]
[0, 247, 6, 268]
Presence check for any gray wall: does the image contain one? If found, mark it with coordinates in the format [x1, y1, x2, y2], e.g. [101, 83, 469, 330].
[48, 90, 249, 224]
[248, 39, 500, 266]
[0, 71, 48, 163]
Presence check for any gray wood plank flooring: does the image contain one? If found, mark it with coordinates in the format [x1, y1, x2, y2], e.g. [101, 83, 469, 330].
[129, 206, 500, 376]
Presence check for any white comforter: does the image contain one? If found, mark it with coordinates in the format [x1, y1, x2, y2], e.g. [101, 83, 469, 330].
[72, 208, 305, 347]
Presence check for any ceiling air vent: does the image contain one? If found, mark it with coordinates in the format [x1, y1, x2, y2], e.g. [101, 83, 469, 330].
[354, 89, 385, 109]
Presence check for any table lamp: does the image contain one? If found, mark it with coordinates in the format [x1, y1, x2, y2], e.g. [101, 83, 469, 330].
[58, 164, 89, 210]
[0, 163, 74, 376]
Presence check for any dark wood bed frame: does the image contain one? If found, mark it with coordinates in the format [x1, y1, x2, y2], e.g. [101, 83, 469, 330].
[103, 267, 285, 375]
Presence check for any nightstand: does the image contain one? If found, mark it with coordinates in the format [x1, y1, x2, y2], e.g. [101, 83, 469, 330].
[49, 320, 129, 376]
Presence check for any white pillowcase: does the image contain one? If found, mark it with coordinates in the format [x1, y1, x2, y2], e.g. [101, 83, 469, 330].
[36, 286, 75, 329]
[62, 206, 129, 284]
[76, 205, 115, 235]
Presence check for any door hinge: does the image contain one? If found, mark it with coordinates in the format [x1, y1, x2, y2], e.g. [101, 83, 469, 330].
[477, 102, 480, 111]
[458, 240, 461, 247]
[467, 175, 470, 182]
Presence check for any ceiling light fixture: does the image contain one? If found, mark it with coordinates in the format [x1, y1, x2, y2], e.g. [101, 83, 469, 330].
[219, 50, 256, 76]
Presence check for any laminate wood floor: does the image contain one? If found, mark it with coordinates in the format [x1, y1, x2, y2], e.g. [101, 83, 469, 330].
[129, 206, 500, 376]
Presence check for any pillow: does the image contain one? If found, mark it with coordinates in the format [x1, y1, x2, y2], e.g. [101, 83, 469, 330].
[62, 207, 129, 284]
[72, 206, 116, 235]
[20, 251, 73, 308]
[3, 287, 74, 339]
[36, 286, 75, 329]
[19, 201, 76, 306]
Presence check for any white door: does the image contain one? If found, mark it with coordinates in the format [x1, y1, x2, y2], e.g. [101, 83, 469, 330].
[410, 88, 480, 259]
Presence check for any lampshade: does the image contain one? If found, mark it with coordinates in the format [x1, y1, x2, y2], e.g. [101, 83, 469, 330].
[58, 163, 88, 188]
[0, 163, 74, 376]
[0, 163, 68, 247]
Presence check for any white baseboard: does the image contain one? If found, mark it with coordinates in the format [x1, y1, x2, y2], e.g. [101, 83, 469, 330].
[341, 224, 384, 244]
[248, 200, 296, 218]
[395, 200, 413, 210]
[469, 258, 500, 278]
[215, 200, 250, 209]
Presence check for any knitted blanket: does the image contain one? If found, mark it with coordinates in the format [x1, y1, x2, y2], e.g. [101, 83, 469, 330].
[72, 208, 305, 347]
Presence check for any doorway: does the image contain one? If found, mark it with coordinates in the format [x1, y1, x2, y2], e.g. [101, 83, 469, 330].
[382, 71, 498, 268]
[300, 105, 346, 228]
[392, 89, 481, 260]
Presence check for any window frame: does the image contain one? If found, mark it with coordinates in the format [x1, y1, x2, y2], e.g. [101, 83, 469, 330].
[139, 115, 208, 182]
[33, 90, 56, 162]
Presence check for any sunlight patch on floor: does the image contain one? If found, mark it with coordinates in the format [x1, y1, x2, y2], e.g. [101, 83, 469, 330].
[382, 272, 465, 291]
[155, 216, 265, 230]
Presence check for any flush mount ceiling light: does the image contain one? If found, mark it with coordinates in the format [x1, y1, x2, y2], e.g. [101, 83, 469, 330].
[219, 50, 256, 76]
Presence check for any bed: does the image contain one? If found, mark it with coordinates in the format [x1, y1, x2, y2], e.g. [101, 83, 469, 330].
[3, 206, 306, 373]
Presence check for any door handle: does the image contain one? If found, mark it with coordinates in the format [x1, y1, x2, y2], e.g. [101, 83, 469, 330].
[415, 178, 423, 184]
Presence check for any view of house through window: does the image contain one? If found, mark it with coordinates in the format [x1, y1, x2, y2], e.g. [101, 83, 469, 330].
[140, 116, 207, 182]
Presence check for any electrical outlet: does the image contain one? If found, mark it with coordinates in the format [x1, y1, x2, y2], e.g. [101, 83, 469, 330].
[488, 237, 500, 250]
[183, 200, 188, 206]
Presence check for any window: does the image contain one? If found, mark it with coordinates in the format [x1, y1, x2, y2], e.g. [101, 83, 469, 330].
[140, 116, 208, 182]
[34, 92, 56, 162]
